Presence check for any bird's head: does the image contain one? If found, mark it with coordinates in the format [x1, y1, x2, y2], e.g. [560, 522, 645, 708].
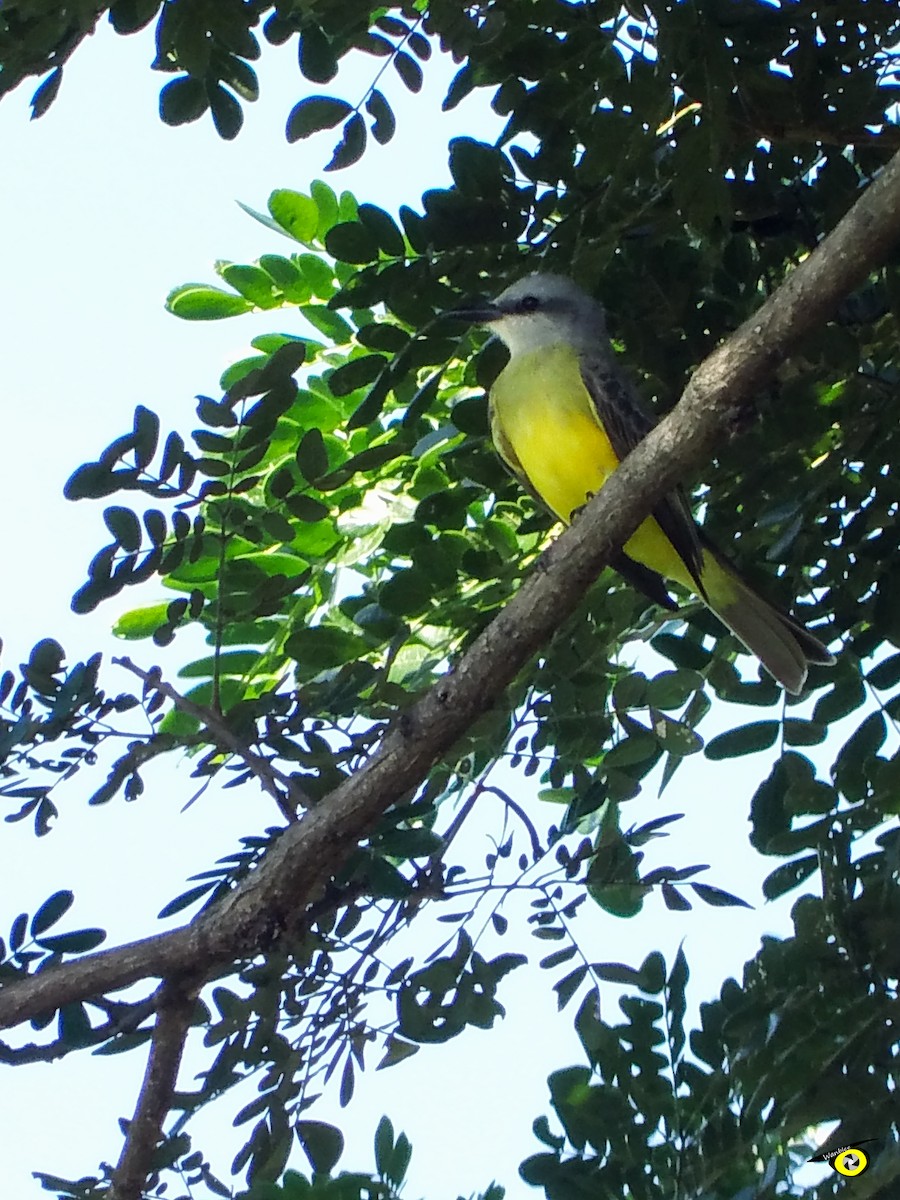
[452, 272, 607, 355]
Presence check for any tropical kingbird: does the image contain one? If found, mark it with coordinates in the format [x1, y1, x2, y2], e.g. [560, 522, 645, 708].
[455, 272, 834, 694]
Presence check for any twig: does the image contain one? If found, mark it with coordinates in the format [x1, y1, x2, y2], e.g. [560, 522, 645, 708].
[108, 979, 198, 1200]
[481, 785, 543, 861]
[114, 657, 307, 820]
[0, 992, 157, 1064]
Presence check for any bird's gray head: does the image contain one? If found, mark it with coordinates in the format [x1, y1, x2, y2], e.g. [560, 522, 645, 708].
[457, 272, 608, 357]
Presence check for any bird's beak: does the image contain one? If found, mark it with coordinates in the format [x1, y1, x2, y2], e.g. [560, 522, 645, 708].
[447, 300, 504, 325]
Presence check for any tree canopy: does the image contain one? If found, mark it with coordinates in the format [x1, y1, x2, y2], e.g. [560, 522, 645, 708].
[3, 3, 900, 1199]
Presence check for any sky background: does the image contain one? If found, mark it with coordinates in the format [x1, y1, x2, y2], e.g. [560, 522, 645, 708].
[0, 14, 850, 1197]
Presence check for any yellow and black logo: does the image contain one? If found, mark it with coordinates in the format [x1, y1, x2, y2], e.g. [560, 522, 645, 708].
[809, 1140, 876, 1178]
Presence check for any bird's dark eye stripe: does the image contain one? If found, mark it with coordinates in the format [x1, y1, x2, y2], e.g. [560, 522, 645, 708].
[518, 294, 540, 312]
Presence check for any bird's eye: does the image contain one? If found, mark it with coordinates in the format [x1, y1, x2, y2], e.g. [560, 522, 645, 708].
[518, 294, 540, 313]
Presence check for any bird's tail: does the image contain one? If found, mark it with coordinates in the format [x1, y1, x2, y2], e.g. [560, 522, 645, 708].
[699, 544, 834, 695]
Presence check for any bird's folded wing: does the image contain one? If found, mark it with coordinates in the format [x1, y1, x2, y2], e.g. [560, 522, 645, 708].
[580, 353, 706, 595]
[489, 386, 679, 612]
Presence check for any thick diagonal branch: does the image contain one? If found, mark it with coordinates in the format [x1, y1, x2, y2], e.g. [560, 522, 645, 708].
[2, 146, 900, 1033]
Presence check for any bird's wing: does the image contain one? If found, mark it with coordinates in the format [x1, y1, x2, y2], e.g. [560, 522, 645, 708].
[579, 351, 706, 594]
[489, 387, 679, 612]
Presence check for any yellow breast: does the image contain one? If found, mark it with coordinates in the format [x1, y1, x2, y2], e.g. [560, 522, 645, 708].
[490, 342, 694, 587]
[491, 344, 620, 523]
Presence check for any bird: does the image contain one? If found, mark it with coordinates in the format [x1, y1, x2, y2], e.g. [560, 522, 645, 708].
[454, 271, 834, 694]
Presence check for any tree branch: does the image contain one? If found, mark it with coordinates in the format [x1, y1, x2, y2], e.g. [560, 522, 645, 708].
[114, 656, 306, 821]
[0, 992, 156, 1064]
[108, 979, 198, 1200]
[2, 147, 900, 1033]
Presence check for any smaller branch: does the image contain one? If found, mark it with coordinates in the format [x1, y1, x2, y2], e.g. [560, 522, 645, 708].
[0, 992, 157, 1065]
[108, 979, 197, 1200]
[481, 785, 543, 861]
[114, 657, 307, 820]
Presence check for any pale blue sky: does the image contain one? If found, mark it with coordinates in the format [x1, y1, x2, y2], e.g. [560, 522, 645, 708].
[0, 16, 845, 1197]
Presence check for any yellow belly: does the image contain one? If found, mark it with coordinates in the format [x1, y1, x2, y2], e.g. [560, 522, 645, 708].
[492, 344, 694, 587]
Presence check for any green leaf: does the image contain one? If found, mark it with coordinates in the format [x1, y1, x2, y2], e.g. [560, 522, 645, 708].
[296, 1121, 344, 1175]
[443, 64, 476, 111]
[376, 827, 444, 858]
[299, 305, 353, 342]
[394, 51, 423, 93]
[450, 394, 488, 434]
[604, 733, 657, 767]
[159, 75, 208, 125]
[376, 1037, 419, 1070]
[449, 137, 507, 196]
[762, 855, 819, 900]
[159, 708, 200, 737]
[866, 653, 900, 691]
[328, 354, 387, 397]
[113, 604, 171, 640]
[286, 95, 353, 142]
[30, 68, 62, 119]
[836, 710, 886, 775]
[650, 632, 711, 672]
[346, 371, 392, 429]
[28, 638, 65, 682]
[357, 204, 405, 257]
[374, 14, 408, 37]
[813, 675, 866, 724]
[298, 26, 338, 84]
[310, 179, 340, 239]
[104, 506, 142, 551]
[541, 945, 577, 970]
[64, 462, 116, 500]
[219, 264, 279, 307]
[691, 883, 752, 909]
[158, 884, 214, 918]
[592, 961, 641, 985]
[554, 966, 587, 1010]
[374, 1116, 394, 1177]
[219, 55, 258, 102]
[286, 494, 330, 522]
[399, 205, 429, 253]
[408, 32, 431, 60]
[324, 222, 379, 265]
[133, 406, 160, 467]
[782, 717, 827, 747]
[646, 669, 702, 710]
[704, 720, 779, 760]
[295, 428, 329, 482]
[38, 929, 106, 954]
[637, 950, 667, 993]
[357, 322, 410, 353]
[58, 1002, 93, 1048]
[387, 1132, 412, 1187]
[365, 89, 396, 145]
[209, 83, 243, 140]
[166, 284, 253, 320]
[268, 189, 319, 243]
[325, 114, 367, 172]
[379, 567, 432, 616]
[286, 626, 370, 671]
[30, 890, 75, 937]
